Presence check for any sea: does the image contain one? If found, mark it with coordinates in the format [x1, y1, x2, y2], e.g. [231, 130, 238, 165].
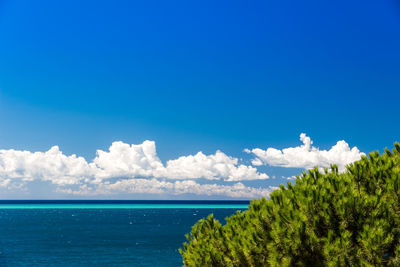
[0, 200, 249, 266]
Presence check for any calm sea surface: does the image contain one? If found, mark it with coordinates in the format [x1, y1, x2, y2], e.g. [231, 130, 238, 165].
[0, 201, 248, 266]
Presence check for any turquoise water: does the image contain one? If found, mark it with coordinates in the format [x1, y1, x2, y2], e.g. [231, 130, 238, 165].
[0, 201, 248, 266]
[0, 203, 248, 209]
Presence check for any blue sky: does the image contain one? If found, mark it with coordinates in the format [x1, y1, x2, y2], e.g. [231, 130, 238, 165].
[0, 0, 399, 199]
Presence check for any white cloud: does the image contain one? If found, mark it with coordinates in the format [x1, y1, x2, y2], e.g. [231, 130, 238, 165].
[91, 141, 268, 181]
[92, 141, 165, 181]
[0, 140, 269, 198]
[1, 134, 364, 198]
[164, 151, 268, 181]
[0, 146, 94, 185]
[245, 133, 365, 171]
[0, 141, 267, 184]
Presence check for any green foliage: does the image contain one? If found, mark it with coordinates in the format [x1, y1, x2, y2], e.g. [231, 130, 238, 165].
[180, 143, 400, 266]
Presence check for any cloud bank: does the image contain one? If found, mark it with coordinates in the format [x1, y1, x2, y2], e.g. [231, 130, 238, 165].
[0, 141, 269, 198]
[245, 133, 364, 171]
[93, 141, 268, 182]
[0, 134, 365, 198]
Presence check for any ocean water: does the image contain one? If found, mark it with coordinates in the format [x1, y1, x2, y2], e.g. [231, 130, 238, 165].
[0, 201, 248, 266]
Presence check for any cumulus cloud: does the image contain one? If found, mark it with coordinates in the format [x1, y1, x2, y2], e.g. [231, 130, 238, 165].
[0, 146, 94, 185]
[164, 151, 268, 181]
[0, 140, 269, 198]
[245, 133, 365, 171]
[91, 141, 268, 181]
[92, 141, 165, 181]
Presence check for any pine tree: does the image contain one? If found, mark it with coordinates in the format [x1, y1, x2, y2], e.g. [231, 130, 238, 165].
[180, 143, 400, 266]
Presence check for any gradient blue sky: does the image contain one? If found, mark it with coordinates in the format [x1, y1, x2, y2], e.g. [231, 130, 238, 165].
[0, 0, 399, 199]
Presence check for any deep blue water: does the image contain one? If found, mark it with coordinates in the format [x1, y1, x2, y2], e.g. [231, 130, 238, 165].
[0, 201, 248, 266]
